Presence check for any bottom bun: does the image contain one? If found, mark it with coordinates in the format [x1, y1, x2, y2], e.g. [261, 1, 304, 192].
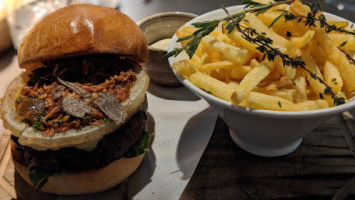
[12, 153, 145, 195]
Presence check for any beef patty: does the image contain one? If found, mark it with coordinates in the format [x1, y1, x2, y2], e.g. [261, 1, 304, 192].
[12, 111, 146, 173]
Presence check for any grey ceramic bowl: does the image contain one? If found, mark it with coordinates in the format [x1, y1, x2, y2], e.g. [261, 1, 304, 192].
[138, 12, 197, 86]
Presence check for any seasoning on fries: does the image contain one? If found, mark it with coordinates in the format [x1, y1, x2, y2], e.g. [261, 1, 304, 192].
[168, 0, 355, 111]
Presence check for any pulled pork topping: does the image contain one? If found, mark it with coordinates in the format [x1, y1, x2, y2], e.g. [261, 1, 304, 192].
[15, 55, 138, 136]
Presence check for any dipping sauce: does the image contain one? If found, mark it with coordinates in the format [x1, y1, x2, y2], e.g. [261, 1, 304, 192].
[150, 38, 171, 51]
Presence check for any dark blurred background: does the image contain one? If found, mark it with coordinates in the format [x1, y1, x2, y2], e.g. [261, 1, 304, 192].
[119, 0, 355, 22]
[1, 0, 354, 53]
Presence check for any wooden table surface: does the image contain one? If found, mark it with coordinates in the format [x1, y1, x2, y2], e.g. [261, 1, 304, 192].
[181, 115, 355, 200]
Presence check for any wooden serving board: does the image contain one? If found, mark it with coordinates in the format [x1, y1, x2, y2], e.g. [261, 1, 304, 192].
[181, 114, 355, 200]
[0, 130, 128, 200]
[0, 130, 15, 200]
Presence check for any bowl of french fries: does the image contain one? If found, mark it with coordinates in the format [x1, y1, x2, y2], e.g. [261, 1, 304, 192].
[166, 0, 355, 157]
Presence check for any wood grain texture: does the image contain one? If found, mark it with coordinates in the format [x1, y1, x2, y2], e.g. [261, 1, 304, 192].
[181, 116, 355, 200]
[0, 130, 15, 199]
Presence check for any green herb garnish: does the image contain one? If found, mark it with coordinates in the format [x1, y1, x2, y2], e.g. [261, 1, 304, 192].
[161, 0, 295, 60]
[29, 168, 72, 190]
[125, 131, 151, 158]
[339, 41, 347, 47]
[286, 31, 292, 37]
[16, 97, 23, 103]
[278, 101, 282, 108]
[33, 121, 44, 131]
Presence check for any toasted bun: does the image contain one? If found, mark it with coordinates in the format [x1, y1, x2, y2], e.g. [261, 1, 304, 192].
[18, 4, 148, 70]
[0, 68, 149, 150]
[12, 151, 145, 195]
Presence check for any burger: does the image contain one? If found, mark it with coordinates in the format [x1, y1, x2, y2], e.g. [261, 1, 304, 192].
[0, 4, 150, 195]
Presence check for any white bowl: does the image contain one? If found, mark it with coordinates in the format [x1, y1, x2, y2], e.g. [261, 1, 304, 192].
[168, 5, 355, 157]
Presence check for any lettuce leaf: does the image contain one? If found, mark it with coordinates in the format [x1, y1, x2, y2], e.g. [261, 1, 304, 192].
[125, 131, 151, 158]
[28, 168, 71, 190]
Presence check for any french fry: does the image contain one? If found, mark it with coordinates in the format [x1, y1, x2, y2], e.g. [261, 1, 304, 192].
[230, 65, 252, 80]
[265, 66, 281, 80]
[257, 8, 307, 37]
[293, 76, 308, 103]
[328, 33, 355, 51]
[290, 0, 311, 16]
[201, 35, 251, 64]
[302, 53, 325, 94]
[216, 33, 236, 45]
[190, 52, 211, 67]
[190, 54, 202, 67]
[327, 21, 349, 29]
[198, 61, 236, 72]
[274, 56, 296, 79]
[246, 92, 329, 111]
[302, 53, 335, 106]
[189, 71, 235, 101]
[304, 38, 327, 66]
[324, 61, 343, 93]
[244, 14, 302, 58]
[225, 26, 260, 54]
[263, 83, 278, 92]
[200, 52, 210, 64]
[209, 30, 223, 38]
[209, 69, 225, 81]
[250, 58, 260, 68]
[258, 78, 279, 87]
[228, 81, 239, 89]
[266, 89, 296, 102]
[176, 26, 198, 35]
[276, 76, 294, 89]
[315, 29, 355, 93]
[231, 61, 274, 104]
[290, 30, 315, 49]
[172, 59, 196, 77]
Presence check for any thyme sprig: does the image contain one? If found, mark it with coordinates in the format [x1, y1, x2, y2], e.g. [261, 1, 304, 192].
[338, 47, 355, 65]
[269, 9, 355, 36]
[268, 3, 355, 65]
[161, 0, 295, 60]
[220, 4, 345, 106]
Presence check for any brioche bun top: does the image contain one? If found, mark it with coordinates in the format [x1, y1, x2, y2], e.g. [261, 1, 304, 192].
[18, 4, 148, 70]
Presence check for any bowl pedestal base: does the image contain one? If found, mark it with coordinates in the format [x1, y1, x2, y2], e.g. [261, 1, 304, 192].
[229, 129, 302, 157]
